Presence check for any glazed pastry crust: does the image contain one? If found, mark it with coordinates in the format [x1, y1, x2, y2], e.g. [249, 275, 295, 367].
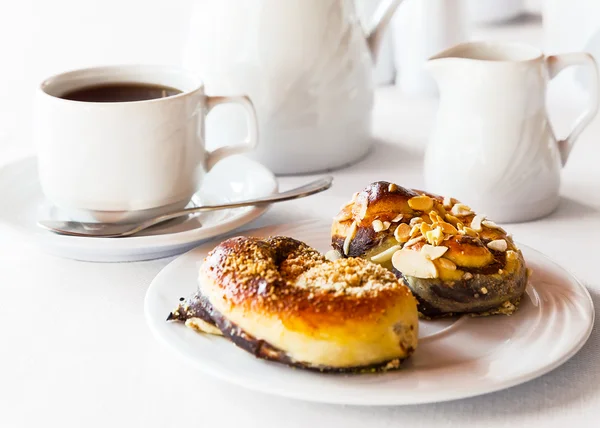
[170, 236, 419, 371]
[331, 182, 528, 317]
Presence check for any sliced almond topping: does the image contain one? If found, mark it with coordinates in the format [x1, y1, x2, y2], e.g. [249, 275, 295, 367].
[373, 220, 391, 232]
[325, 249, 343, 261]
[420, 214, 433, 225]
[392, 249, 438, 279]
[370, 245, 402, 264]
[439, 221, 458, 235]
[388, 183, 398, 192]
[409, 224, 421, 238]
[451, 203, 473, 217]
[338, 201, 352, 211]
[358, 203, 368, 219]
[481, 287, 488, 295]
[470, 215, 484, 232]
[334, 211, 352, 222]
[482, 220, 501, 229]
[506, 250, 518, 261]
[391, 213, 404, 222]
[372, 219, 384, 232]
[487, 239, 507, 252]
[410, 216, 423, 226]
[394, 223, 411, 243]
[405, 236, 425, 247]
[429, 211, 443, 224]
[445, 214, 461, 226]
[421, 244, 448, 260]
[463, 272, 474, 280]
[408, 195, 434, 212]
[443, 196, 453, 208]
[462, 227, 478, 237]
[185, 318, 223, 336]
[425, 226, 444, 246]
[343, 221, 358, 255]
[437, 257, 457, 271]
[483, 220, 506, 233]
[420, 222, 432, 235]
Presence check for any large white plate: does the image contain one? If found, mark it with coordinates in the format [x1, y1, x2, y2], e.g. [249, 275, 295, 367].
[144, 221, 595, 405]
[0, 156, 277, 262]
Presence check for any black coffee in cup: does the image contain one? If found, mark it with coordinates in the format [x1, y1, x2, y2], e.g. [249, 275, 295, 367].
[60, 82, 182, 102]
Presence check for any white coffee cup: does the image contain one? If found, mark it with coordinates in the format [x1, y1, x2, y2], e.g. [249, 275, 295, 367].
[34, 65, 258, 223]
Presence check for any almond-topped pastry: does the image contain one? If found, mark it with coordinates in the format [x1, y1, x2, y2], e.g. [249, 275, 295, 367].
[331, 182, 528, 317]
[168, 236, 418, 372]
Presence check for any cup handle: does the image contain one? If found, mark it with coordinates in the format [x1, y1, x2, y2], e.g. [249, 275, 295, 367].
[205, 95, 259, 171]
[546, 53, 600, 166]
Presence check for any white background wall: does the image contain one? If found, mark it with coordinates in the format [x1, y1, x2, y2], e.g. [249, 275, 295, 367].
[0, 0, 195, 153]
[0, 0, 544, 156]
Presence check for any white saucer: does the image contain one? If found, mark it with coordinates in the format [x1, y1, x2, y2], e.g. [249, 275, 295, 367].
[0, 156, 278, 262]
[145, 221, 595, 406]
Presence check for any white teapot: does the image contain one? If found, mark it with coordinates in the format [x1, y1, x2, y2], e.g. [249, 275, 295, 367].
[183, 0, 405, 174]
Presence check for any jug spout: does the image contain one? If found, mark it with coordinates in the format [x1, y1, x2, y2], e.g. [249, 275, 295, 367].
[428, 44, 465, 62]
[424, 57, 455, 88]
[366, 0, 405, 63]
[425, 43, 476, 87]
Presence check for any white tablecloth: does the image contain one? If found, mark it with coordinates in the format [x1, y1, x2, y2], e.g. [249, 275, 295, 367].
[1, 4, 599, 427]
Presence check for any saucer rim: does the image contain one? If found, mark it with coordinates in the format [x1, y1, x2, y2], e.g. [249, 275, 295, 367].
[0, 155, 278, 256]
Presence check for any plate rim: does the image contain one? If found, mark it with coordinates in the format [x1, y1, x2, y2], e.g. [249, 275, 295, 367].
[144, 220, 595, 406]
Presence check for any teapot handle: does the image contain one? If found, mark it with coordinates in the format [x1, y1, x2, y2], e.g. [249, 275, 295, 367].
[546, 53, 600, 166]
[365, 0, 405, 62]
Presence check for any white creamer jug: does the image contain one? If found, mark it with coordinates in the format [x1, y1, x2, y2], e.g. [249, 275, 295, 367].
[424, 42, 599, 223]
[183, 0, 404, 174]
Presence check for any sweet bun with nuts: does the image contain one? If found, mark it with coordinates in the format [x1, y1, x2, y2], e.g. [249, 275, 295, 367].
[169, 236, 419, 372]
[331, 182, 529, 318]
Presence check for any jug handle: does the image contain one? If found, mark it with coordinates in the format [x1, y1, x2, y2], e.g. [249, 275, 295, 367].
[366, 0, 405, 62]
[546, 53, 600, 166]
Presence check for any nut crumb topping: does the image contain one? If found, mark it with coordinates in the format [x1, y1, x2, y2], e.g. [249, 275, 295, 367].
[202, 236, 414, 321]
[296, 257, 402, 298]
